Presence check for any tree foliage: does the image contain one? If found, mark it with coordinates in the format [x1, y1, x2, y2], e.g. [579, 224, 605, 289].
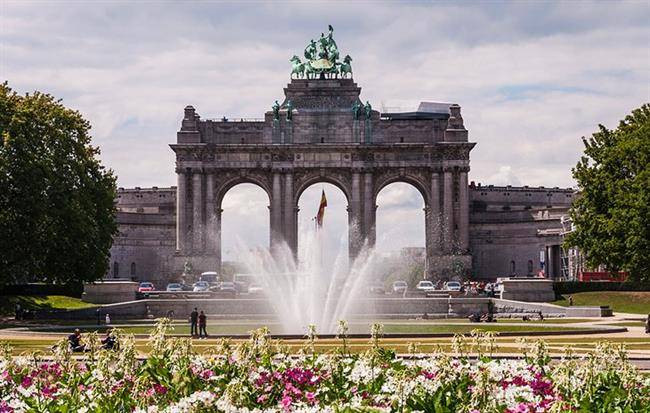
[566, 104, 650, 282]
[0, 82, 117, 285]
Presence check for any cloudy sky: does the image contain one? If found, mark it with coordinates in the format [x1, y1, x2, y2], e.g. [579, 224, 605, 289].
[2, 1, 649, 258]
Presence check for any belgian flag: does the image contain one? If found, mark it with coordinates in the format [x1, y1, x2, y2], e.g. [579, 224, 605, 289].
[315, 189, 327, 228]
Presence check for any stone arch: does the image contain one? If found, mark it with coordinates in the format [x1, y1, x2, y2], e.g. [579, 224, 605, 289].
[372, 172, 430, 206]
[214, 173, 273, 210]
[293, 171, 352, 206]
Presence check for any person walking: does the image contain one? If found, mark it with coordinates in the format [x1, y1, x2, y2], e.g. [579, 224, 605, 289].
[190, 307, 199, 337]
[198, 310, 208, 338]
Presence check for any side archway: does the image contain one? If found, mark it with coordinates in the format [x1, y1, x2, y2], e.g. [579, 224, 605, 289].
[375, 181, 427, 287]
[219, 182, 271, 265]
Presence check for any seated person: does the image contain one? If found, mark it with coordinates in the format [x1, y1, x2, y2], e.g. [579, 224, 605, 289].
[480, 313, 495, 323]
[101, 329, 118, 350]
[522, 315, 531, 322]
[68, 329, 86, 352]
[468, 312, 481, 323]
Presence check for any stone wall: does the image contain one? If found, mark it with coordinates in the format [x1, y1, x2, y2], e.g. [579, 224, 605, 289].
[469, 184, 574, 279]
[107, 187, 177, 285]
[39, 297, 566, 320]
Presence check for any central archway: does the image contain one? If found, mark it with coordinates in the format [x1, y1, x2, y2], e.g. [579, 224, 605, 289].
[296, 182, 349, 270]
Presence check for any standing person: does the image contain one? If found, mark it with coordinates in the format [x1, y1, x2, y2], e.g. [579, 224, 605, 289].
[105, 313, 111, 325]
[568, 295, 574, 306]
[190, 307, 199, 337]
[645, 314, 650, 334]
[198, 310, 208, 338]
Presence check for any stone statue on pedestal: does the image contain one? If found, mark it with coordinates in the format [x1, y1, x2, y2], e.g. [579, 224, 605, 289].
[272, 100, 280, 121]
[364, 101, 373, 119]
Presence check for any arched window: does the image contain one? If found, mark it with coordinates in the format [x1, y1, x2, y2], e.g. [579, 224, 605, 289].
[510, 260, 516, 274]
[527, 260, 533, 274]
[113, 262, 119, 278]
[130, 262, 136, 276]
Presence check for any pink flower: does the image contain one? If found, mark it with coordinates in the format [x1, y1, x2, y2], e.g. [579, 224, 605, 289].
[281, 395, 292, 410]
[41, 385, 57, 399]
[256, 394, 268, 404]
[199, 369, 214, 380]
[306, 391, 316, 404]
[0, 400, 15, 413]
[153, 383, 168, 395]
[21, 376, 32, 388]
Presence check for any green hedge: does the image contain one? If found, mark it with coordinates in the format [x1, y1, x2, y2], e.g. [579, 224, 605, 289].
[554, 281, 650, 295]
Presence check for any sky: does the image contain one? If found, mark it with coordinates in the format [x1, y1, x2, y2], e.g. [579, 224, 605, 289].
[2, 1, 649, 257]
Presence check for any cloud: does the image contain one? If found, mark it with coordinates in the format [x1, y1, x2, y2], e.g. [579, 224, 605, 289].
[2, 1, 648, 253]
[485, 166, 522, 187]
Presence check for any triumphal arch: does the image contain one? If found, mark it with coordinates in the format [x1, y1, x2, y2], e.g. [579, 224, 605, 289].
[170, 27, 475, 278]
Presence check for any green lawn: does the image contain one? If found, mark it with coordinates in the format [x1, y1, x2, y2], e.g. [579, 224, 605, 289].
[0, 295, 96, 316]
[553, 291, 650, 314]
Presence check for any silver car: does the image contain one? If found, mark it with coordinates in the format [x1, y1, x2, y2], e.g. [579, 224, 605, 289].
[392, 280, 408, 294]
[193, 281, 210, 292]
[444, 281, 462, 291]
[166, 283, 183, 292]
[416, 280, 435, 292]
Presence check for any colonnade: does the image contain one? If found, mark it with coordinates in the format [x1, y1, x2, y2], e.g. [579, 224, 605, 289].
[175, 167, 470, 276]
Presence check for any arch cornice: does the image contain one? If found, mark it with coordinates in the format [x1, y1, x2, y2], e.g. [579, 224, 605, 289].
[212, 170, 273, 209]
[372, 169, 431, 206]
[293, 168, 352, 205]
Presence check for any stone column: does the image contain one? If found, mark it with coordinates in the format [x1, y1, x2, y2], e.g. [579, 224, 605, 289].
[363, 172, 376, 247]
[192, 171, 203, 252]
[283, 172, 296, 252]
[349, 170, 363, 258]
[176, 169, 188, 252]
[204, 172, 216, 252]
[442, 169, 454, 254]
[270, 171, 283, 249]
[429, 172, 442, 254]
[214, 208, 222, 273]
[458, 170, 469, 252]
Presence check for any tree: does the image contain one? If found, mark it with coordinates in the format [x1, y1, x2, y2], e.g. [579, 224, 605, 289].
[0, 83, 117, 285]
[566, 104, 650, 282]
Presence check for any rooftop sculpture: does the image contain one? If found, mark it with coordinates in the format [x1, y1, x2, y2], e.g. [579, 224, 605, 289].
[290, 25, 352, 79]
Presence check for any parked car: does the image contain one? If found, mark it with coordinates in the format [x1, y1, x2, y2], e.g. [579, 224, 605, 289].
[444, 281, 462, 291]
[217, 281, 237, 296]
[416, 280, 435, 293]
[138, 282, 155, 293]
[392, 280, 408, 294]
[166, 283, 183, 292]
[248, 283, 264, 295]
[193, 281, 210, 292]
[367, 283, 386, 295]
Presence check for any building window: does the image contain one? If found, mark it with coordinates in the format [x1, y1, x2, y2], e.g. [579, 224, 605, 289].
[113, 262, 119, 278]
[130, 262, 136, 276]
[320, 137, 325, 143]
[510, 260, 516, 274]
[527, 260, 533, 274]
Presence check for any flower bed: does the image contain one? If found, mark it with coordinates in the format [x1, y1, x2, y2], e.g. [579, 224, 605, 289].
[0, 320, 648, 412]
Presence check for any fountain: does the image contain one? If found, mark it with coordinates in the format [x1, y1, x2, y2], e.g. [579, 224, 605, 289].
[235, 224, 381, 334]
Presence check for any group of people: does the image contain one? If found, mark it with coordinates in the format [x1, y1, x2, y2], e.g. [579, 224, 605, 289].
[67, 329, 117, 353]
[189, 307, 208, 338]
